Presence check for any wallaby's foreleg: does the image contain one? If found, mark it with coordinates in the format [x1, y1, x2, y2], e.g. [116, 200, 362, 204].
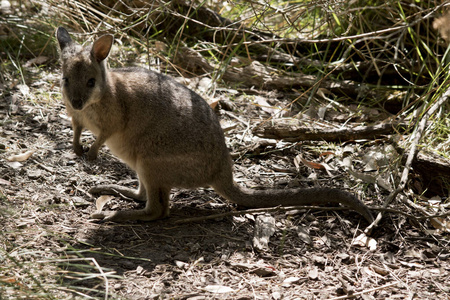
[72, 121, 84, 157]
[90, 186, 170, 222]
[86, 133, 107, 161]
[89, 179, 147, 202]
[71, 120, 105, 160]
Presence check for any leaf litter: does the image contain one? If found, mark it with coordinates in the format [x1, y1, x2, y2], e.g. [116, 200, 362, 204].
[0, 68, 449, 300]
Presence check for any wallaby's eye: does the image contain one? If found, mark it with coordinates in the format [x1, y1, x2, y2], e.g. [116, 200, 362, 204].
[63, 77, 69, 86]
[87, 78, 96, 88]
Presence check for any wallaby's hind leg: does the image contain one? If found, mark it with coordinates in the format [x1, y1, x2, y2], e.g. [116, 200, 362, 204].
[144, 186, 170, 219]
[90, 186, 170, 222]
[89, 179, 147, 202]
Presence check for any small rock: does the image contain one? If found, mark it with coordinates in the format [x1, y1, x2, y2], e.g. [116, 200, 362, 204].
[27, 169, 41, 179]
[175, 260, 189, 269]
[308, 267, 319, 280]
[272, 291, 282, 300]
[136, 265, 145, 275]
[252, 214, 276, 251]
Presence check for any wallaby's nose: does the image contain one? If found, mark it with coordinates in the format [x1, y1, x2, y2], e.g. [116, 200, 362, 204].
[71, 98, 84, 110]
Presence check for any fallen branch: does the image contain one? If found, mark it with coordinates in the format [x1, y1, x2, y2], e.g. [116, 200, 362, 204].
[252, 118, 405, 142]
[410, 151, 450, 196]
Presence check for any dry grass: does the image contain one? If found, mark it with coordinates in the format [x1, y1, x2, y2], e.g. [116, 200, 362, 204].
[1, 1, 450, 299]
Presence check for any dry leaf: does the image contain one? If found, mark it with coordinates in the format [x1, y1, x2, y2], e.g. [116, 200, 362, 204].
[175, 260, 189, 269]
[428, 197, 442, 213]
[399, 261, 425, 268]
[252, 265, 276, 276]
[254, 96, 276, 115]
[371, 265, 390, 276]
[24, 56, 50, 67]
[297, 225, 312, 245]
[340, 156, 353, 168]
[0, 178, 11, 185]
[208, 99, 219, 109]
[348, 168, 375, 184]
[253, 95, 291, 117]
[17, 84, 30, 97]
[7, 150, 35, 162]
[282, 277, 301, 286]
[230, 262, 276, 276]
[430, 217, 450, 233]
[319, 151, 335, 157]
[295, 154, 325, 170]
[95, 195, 114, 212]
[204, 285, 235, 293]
[352, 233, 377, 251]
[348, 168, 393, 192]
[308, 266, 319, 279]
[253, 214, 276, 251]
[5, 161, 22, 169]
[317, 106, 327, 119]
[0, 277, 18, 284]
[154, 41, 167, 52]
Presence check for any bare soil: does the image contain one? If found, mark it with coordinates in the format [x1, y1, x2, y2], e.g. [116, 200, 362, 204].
[0, 64, 449, 299]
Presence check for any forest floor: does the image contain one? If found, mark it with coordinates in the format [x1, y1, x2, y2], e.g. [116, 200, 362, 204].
[0, 57, 449, 300]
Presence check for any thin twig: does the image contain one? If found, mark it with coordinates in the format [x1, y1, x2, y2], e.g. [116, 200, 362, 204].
[174, 205, 351, 225]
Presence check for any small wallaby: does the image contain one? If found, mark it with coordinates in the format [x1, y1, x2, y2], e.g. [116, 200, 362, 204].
[56, 27, 373, 223]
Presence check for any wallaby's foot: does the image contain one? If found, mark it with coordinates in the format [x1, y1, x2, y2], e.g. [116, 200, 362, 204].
[73, 144, 98, 160]
[89, 184, 146, 202]
[90, 185, 170, 222]
[73, 144, 85, 157]
[90, 208, 169, 223]
[86, 148, 98, 161]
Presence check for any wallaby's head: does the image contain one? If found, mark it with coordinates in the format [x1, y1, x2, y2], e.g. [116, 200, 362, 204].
[56, 27, 113, 110]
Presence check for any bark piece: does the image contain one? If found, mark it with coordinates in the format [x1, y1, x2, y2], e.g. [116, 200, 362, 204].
[252, 118, 402, 142]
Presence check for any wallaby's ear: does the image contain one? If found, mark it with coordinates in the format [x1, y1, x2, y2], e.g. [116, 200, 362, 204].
[92, 34, 114, 62]
[56, 27, 73, 51]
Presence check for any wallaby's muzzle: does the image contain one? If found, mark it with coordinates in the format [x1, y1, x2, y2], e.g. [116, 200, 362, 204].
[70, 98, 84, 110]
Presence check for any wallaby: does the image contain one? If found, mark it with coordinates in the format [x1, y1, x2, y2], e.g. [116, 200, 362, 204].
[56, 27, 373, 223]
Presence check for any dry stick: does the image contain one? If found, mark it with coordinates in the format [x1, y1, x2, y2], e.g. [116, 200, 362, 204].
[366, 84, 450, 233]
[327, 282, 400, 300]
[173, 206, 353, 225]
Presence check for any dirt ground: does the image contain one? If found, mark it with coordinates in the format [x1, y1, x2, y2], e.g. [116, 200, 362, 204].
[0, 61, 449, 299]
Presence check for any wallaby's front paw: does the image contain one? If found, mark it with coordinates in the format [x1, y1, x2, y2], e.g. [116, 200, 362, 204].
[86, 149, 98, 161]
[73, 144, 84, 156]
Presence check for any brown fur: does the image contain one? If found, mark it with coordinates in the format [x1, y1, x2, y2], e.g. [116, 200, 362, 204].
[56, 27, 373, 223]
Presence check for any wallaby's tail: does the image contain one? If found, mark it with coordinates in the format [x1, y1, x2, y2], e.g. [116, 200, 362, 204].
[213, 180, 374, 223]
